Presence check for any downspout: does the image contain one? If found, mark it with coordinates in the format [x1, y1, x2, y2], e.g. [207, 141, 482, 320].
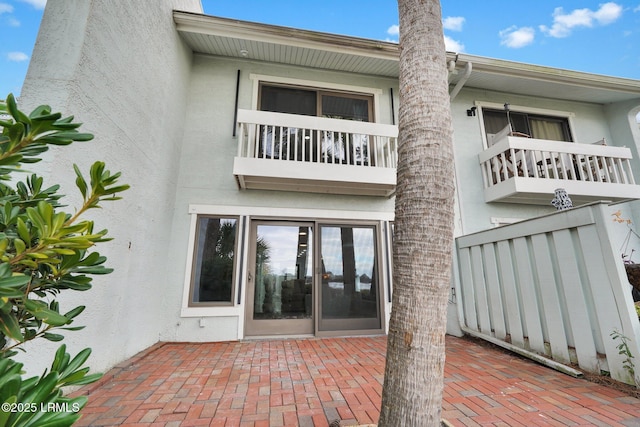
[449, 61, 472, 101]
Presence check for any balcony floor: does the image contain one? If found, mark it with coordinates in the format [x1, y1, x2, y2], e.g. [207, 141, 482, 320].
[71, 335, 640, 426]
[234, 157, 396, 197]
[484, 175, 640, 205]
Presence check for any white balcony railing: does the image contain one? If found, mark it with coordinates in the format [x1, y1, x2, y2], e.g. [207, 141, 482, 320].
[478, 135, 640, 205]
[234, 109, 398, 197]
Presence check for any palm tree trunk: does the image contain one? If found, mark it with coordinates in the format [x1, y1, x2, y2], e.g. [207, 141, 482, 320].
[378, 0, 455, 425]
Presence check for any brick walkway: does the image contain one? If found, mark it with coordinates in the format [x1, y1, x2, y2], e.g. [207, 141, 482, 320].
[71, 335, 640, 426]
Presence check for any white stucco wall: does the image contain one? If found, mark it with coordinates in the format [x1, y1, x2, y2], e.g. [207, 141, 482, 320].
[163, 55, 399, 342]
[17, 0, 203, 375]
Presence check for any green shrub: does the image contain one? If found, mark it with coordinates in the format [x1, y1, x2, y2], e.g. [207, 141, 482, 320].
[0, 94, 128, 426]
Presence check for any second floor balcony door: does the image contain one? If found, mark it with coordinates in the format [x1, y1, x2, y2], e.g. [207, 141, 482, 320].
[258, 84, 373, 164]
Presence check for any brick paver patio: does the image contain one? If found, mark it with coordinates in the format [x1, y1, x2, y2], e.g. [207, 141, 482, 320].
[71, 335, 640, 426]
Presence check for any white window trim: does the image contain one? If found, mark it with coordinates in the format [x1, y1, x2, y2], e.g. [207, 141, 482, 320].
[249, 73, 383, 123]
[474, 101, 576, 149]
[181, 205, 394, 318]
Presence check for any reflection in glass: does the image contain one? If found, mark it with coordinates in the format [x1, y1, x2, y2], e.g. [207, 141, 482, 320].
[253, 225, 313, 320]
[320, 226, 378, 319]
[192, 217, 237, 303]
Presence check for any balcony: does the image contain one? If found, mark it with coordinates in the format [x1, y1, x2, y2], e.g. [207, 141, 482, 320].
[479, 135, 640, 205]
[233, 109, 398, 197]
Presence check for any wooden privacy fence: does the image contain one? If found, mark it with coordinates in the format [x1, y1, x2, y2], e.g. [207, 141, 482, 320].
[455, 202, 640, 385]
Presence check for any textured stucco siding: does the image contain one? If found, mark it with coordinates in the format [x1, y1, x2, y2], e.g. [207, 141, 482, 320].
[18, 0, 202, 375]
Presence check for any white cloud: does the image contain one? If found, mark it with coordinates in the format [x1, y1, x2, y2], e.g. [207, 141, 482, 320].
[18, 0, 46, 10]
[540, 2, 623, 38]
[7, 52, 29, 62]
[443, 16, 465, 32]
[499, 26, 535, 48]
[7, 17, 19, 26]
[0, 3, 13, 13]
[635, 5, 640, 12]
[387, 24, 399, 37]
[444, 35, 464, 52]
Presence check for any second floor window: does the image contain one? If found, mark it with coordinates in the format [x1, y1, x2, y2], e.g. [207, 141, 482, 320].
[257, 84, 375, 165]
[259, 84, 373, 122]
[483, 109, 572, 142]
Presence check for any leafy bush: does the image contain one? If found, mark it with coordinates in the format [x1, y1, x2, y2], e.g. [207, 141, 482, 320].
[0, 94, 128, 426]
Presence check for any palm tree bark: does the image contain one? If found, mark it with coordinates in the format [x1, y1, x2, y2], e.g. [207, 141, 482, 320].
[378, 0, 455, 425]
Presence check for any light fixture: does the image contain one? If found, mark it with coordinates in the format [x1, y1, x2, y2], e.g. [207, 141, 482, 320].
[240, 49, 248, 57]
[466, 106, 477, 117]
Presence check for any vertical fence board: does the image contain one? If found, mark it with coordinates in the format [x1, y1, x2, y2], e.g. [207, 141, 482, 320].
[482, 243, 507, 340]
[530, 234, 571, 364]
[470, 246, 492, 335]
[458, 247, 478, 331]
[576, 225, 627, 379]
[496, 240, 525, 347]
[552, 229, 599, 372]
[512, 237, 546, 354]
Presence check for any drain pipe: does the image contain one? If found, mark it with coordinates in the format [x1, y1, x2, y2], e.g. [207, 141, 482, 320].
[459, 325, 584, 378]
[449, 61, 472, 101]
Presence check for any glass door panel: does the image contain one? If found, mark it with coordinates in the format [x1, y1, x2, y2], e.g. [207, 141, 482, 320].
[245, 222, 313, 336]
[319, 225, 381, 331]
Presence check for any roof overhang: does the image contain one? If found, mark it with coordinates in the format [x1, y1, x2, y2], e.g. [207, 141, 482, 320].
[174, 11, 640, 105]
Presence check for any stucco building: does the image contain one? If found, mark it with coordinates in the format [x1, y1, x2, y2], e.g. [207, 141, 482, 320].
[18, 1, 640, 377]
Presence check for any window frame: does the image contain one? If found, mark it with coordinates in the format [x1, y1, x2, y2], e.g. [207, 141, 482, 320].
[187, 215, 241, 308]
[249, 73, 383, 123]
[181, 205, 393, 322]
[258, 82, 374, 122]
[475, 101, 575, 149]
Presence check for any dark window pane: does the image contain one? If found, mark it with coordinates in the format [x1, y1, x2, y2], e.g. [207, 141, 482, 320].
[260, 85, 316, 116]
[483, 109, 571, 142]
[192, 217, 237, 303]
[321, 95, 369, 121]
[483, 110, 529, 135]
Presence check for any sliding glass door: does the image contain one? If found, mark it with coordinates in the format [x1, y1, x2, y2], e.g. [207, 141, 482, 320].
[245, 222, 314, 336]
[244, 221, 382, 336]
[318, 224, 381, 332]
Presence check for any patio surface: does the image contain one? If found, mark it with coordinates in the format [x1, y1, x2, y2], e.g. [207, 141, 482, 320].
[71, 335, 640, 426]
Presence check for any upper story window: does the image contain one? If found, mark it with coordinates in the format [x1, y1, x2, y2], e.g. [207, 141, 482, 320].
[483, 108, 573, 142]
[257, 84, 375, 165]
[259, 84, 373, 123]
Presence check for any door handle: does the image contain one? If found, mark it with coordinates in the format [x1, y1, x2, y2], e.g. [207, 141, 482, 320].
[248, 272, 252, 282]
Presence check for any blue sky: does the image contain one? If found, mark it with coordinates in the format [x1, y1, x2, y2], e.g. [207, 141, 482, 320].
[1, 0, 639, 98]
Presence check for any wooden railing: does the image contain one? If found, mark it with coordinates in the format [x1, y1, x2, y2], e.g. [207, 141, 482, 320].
[236, 109, 398, 169]
[479, 136, 636, 187]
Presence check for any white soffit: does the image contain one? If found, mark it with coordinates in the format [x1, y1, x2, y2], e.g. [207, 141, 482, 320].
[174, 11, 640, 105]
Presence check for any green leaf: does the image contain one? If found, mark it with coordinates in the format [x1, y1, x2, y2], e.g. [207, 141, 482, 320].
[13, 238, 25, 255]
[5, 93, 31, 126]
[62, 306, 85, 320]
[0, 311, 23, 341]
[50, 344, 69, 372]
[0, 274, 30, 297]
[60, 348, 91, 377]
[73, 164, 88, 199]
[43, 332, 65, 342]
[23, 300, 69, 327]
[16, 217, 30, 244]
